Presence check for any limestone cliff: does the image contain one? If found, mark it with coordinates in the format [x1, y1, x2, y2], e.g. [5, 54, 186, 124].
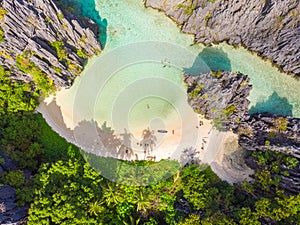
[0, 0, 101, 89]
[185, 71, 300, 193]
[146, 0, 300, 77]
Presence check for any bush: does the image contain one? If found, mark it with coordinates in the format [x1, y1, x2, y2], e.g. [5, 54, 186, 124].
[1, 170, 25, 188]
[0, 27, 4, 42]
[0, 66, 38, 114]
[50, 41, 68, 61]
[77, 48, 88, 59]
[16, 53, 55, 96]
[274, 117, 289, 131]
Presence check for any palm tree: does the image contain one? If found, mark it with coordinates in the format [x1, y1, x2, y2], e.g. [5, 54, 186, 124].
[101, 182, 121, 207]
[88, 200, 104, 216]
[122, 215, 141, 225]
[134, 190, 152, 212]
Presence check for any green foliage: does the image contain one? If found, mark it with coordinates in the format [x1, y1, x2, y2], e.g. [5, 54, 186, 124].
[0, 7, 7, 21]
[222, 105, 236, 117]
[56, 13, 64, 21]
[265, 140, 271, 146]
[212, 105, 236, 130]
[77, 48, 88, 59]
[210, 71, 223, 78]
[50, 41, 68, 61]
[28, 159, 104, 225]
[274, 117, 289, 131]
[189, 84, 204, 99]
[238, 207, 261, 225]
[16, 185, 35, 206]
[202, 212, 237, 225]
[68, 62, 82, 75]
[178, 0, 196, 16]
[35, 113, 80, 161]
[0, 113, 43, 170]
[0, 7, 6, 42]
[255, 169, 275, 191]
[205, 13, 212, 26]
[0, 26, 4, 42]
[178, 214, 200, 225]
[1, 170, 25, 188]
[44, 16, 51, 24]
[0, 66, 38, 114]
[53, 66, 62, 74]
[16, 53, 55, 96]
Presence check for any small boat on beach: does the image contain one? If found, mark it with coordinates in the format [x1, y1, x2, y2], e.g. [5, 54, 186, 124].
[157, 130, 168, 133]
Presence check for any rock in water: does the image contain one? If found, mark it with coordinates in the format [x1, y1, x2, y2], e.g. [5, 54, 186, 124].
[0, 0, 101, 88]
[185, 70, 300, 193]
[184, 71, 252, 131]
[146, 0, 300, 77]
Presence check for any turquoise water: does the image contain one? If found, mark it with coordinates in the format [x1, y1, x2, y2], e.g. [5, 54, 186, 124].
[57, 0, 300, 130]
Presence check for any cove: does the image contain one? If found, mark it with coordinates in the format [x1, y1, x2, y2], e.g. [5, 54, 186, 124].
[38, 0, 300, 183]
[55, 0, 300, 118]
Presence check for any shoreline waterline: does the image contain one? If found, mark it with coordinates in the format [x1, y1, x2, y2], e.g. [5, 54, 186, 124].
[37, 0, 300, 183]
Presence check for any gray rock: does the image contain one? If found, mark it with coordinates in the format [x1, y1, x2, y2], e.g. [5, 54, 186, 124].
[0, 185, 16, 201]
[185, 71, 252, 131]
[185, 70, 300, 193]
[146, 0, 300, 77]
[0, 0, 101, 88]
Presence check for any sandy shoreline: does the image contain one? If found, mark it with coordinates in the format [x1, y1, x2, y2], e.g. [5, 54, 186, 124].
[37, 95, 253, 183]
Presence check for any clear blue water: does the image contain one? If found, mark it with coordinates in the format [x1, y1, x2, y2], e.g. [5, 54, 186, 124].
[56, 0, 300, 120]
[49, 0, 300, 185]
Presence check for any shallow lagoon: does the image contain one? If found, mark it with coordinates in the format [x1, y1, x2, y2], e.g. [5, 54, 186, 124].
[56, 0, 300, 125]
[40, 0, 300, 183]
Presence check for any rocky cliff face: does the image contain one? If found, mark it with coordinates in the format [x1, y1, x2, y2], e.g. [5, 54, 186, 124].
[0, 0, 101, 88]
[146, 0, 300, 77]
[184, 71, 252, 131]
[238, 113, 300, 158]
[185, 71, 300, 193]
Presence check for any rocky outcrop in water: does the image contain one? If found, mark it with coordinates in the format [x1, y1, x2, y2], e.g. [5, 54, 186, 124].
[0, 0, 101, 88]
[184, 71, 252, 131]
[185, 71, 300, 193]
[146, 0, 300, 77]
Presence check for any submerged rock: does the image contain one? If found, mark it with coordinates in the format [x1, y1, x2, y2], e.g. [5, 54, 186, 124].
[0, 0, 101, 88]
[146, 0, 300, 77]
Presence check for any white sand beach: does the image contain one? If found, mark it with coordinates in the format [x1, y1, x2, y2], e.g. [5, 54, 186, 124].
[37, 93, 253, 184]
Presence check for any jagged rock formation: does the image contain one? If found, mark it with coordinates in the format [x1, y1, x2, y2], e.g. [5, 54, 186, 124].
[238, 113, 300, 159]
[185, 71, 300, 193]
[0, 185, 28, 225]
[0, 152, 28, 225]
[0, 0, 101, 88]
[145, 0, 300, 77]
[184, 71, 252, 131]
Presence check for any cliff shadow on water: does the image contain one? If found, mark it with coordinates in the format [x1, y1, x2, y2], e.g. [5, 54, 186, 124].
[249, 92, 293, 117]
[55, 0, 107, 48]
[184, 46, 232, 75]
